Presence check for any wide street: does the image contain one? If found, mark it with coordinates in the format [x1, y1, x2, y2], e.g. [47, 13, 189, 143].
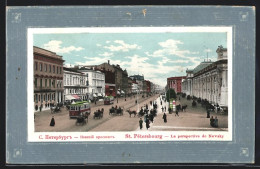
[35, 94, 228, 132]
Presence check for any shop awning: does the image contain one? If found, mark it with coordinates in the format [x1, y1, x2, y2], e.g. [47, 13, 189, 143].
[65, 95, 75, 100]
[65, 95, 80, 100]
[117, 91, 121, 94]
[121, 90, 125, 94]
[97, 93, 102, 97]
[72, 95, 80, 99]
[93, 94, 97, 97]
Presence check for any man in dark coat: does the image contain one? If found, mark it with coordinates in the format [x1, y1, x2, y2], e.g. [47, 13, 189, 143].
[146, 118, 150, 129]
[149, 113, 154, 123]
[50, 116, 55, 126]
[175, 110, 179, 117]
[163, 113, 167, 123]
[139, 118, 143, 130]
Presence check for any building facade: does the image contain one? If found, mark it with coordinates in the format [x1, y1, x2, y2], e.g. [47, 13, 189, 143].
[129, 75, 144, 93]
[182, 45, 228, 107]
[63, 67, 87, 101]
[34, 46, 64, 111]
[78, 67, 105, 99]
[167, 76, 186, 93]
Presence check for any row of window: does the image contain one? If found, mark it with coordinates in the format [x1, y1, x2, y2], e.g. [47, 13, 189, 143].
[34, 93, 55, 103]
[35, 61, 62, 74]
[65, 88, 85, 94]
[34, 78, 62, 88]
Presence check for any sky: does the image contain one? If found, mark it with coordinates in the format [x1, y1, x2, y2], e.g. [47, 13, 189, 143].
[33, 32, 227, 87]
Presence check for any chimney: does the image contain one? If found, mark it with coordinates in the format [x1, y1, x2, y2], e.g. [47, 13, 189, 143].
[108, 60, 110, 65]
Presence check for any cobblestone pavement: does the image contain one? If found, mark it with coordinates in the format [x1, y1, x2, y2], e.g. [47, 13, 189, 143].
[34, 94, 159, 132]
[35, 94, 228, 132]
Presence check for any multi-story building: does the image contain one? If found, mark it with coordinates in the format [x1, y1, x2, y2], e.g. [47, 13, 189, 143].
[78, 67, 105, 100]
[63, 67, 87, 102]
[182, 45, 228, 107]
[97, 61, 128, 97]
[33, 46, 64, 111]
[129, 75, 144, 93]
[167, 76, 186, 93]
[127, 77, 133, 95]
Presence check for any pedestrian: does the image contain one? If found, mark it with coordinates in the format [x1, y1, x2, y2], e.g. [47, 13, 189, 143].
[207, 109, 210, 118]
[95, 98, 97, 105]
[40, 104, 42, 112]
[210, 116, 214, 127]
[160, 101, 162, 105]
[214, 116, 218, 127]
[139, 118, 143, 130]
[50, 116, 55, 126]
[164, 106, 166, 112]
[146, 118, 150, 130]
[135, 100, 137, 104]
[163, 113, 167, 123]
[161, 107, 164, 112]
[149, 113, 154, 123]
[175, 110, 179, 117]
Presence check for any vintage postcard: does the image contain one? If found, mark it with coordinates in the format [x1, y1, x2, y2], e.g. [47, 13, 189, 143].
[28, 27, 232, 142]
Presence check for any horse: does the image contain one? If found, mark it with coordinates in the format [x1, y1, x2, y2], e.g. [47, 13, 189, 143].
[127, 109, 137, 117]
[182, 105, 188, 112]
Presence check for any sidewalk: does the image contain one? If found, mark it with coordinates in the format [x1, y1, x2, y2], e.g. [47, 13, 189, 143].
[136, 95, 228, 131]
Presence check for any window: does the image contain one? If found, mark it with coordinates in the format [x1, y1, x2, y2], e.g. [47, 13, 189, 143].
[45, 79, 47, 88]
[44, 94, 45, 101]
[38, 95, 40, 102]
[40, 63, 42, 71]
[53, 65, 55, 73]
[49, 65, 51, 72]
[41, 94, 43, 102]
[44, 64, 47, 72]
[53, 80, 55, 87]
[60, 67, 62, 74]
[40, 79, 42, 88]
[57, 66, 58, 74]
[49, 79, 51, 87]
[35, 62, 38, 71]
[35, 94, 38, 103]
[60, 81, 62, 88]
[34, 78, 37, 88]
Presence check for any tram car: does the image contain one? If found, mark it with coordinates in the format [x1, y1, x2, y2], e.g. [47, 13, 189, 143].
[69, 101, 91, 119]
[104, 96, 114, 105]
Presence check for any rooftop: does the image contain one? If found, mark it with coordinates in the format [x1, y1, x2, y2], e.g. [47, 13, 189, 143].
[33, 46, 63, 60]
[192, 61, 213, 74]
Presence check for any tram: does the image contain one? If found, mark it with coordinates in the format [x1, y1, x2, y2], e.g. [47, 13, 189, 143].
[69, 101, 91, 118]
[104, 96, 114, 105]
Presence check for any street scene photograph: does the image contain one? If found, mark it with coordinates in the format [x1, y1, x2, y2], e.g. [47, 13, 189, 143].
[30, 27, 231, 140]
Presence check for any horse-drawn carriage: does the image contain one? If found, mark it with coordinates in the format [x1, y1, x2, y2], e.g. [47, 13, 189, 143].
[93, 109, 104, 119]
[109, 106, 123, 116]
[192, 100, 197, 107]
[75, 115, 87, 126]
[51, 106, 61, 113]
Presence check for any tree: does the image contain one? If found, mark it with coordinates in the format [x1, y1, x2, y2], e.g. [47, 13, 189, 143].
[166, 88, 176, 102]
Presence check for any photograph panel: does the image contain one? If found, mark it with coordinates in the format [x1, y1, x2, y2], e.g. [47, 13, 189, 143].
[28, 27, 232, 141]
